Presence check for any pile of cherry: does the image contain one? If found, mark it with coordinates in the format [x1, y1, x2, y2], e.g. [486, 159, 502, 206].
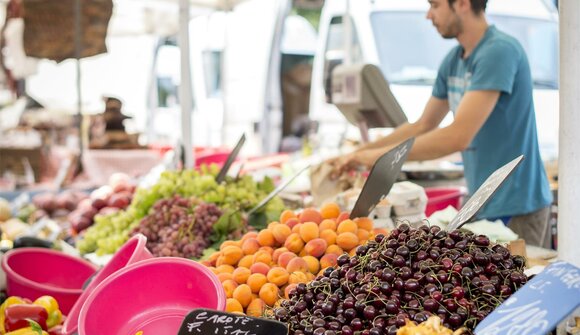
[273, 224, 527, 335]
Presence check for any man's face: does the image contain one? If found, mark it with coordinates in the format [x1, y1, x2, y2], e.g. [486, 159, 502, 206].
[426, 0, 463, 39]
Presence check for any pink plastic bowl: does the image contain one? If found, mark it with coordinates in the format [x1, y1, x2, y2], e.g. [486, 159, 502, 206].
[78, 257, 226, 335]
[62, 234, 153, 335]
[1, 248, 98, 315]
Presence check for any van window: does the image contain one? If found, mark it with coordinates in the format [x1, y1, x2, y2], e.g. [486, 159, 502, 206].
[203, 50, 223, 98]
[323, 16, 363, 102]
[370, 11, 558, 89]
[489, 15, 558, 89]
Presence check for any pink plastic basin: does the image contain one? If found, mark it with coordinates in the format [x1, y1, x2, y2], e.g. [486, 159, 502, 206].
[78, 257, 226, 335]
[1, 248, 98, 315]
[425, 187, 466, 216]
[63, 234, 153, 335]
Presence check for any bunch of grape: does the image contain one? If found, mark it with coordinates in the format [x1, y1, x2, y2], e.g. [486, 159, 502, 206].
[130, 195, 223, 259]
[77, 166, 283, 255]
[273, 224, 527, 334]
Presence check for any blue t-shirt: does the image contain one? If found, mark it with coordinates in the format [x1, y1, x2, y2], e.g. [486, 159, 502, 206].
[432, 26, 553, 219]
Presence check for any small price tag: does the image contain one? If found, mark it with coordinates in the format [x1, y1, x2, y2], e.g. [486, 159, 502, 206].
[446, 155, 524, 231]
[216, 134, 246, 183]
[475, 261, 580, 335]
[350, 138, 414, 219]
[177, 309, 288, 335]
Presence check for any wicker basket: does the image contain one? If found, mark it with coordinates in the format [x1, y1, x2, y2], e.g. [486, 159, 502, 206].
[22, 0, 113, 62]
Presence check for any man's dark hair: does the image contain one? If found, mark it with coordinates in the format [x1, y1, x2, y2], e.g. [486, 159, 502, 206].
[448, 0, 488, 15]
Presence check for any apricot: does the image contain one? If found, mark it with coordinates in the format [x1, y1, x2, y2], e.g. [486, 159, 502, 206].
[259, 246, 275, 255]
[299, 222, 319, 242]
[337, 219, 358, 234]
[250, 262, 270, 276]
[298, 208, 323, 224]
[277, 251, 297, 268]
[320, 253, 338, 269]
[354, 217, 374, 231]
[285, 218, 300, 229]
[226, 298, 244, 313]
[259, 283, 280, 307]
[257, 229, 275, 247]
[291, 223, 302, 234]
[302, 255, 320, 274]
[267, 221, 279, 230]
[222, 246, 244, 265]
[284, 283, 298, 299]
[336, 232, 360, 251]
[232, 267, 252, 284]
[252, 250, 272, 265]
[242, 231, 258, 240]
[238, 255, 254, 269]
[266, 267, 290, 286]
[220, 240, 239, 251]
[286, 257, 309, 273]
[320, 229, 337, 246]
[232, 284, 252, 308]
[319, 219, 337, 232]
[284, 233, 305, 254]
[304, 238, 327, 258]
[241, 238, 260, 255]
[336, 211, 350, 224]
[357, 229, 370, 242]
[280, 209, 297, 224]
[216, 264, 235, 274]
[288, 271, 309, 284]
[246, 298, 266, 317]
[325, 244, 344, 256]
[320, 202, 341, 219]
[222, 279, 238, 298]
[272, 247, 289, 263]
[247, 273, 268, 294]
[272, 224, 292, 244]
[298, 249, 308, 257]
[217, 272, 234, 282]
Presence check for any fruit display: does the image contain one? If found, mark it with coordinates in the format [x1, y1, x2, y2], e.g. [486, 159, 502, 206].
[77, 166, 284, 255]
[68, 175, 135, 234]
[130, 195, 224, 258]
[202, 203, 377, 316]
[272, 224, 527, 334]
[31, 191, 89, 219]
[0, 296, 64, 335]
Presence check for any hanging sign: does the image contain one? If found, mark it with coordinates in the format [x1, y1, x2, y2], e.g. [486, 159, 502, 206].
[446, 155, 524, 231]
[350, 137, 414, 219]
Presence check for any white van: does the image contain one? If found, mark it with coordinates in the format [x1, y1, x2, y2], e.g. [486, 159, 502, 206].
[310, 0, 559, 161]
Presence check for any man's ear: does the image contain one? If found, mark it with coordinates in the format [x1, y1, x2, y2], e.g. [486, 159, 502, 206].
[453, 0, 471, 14]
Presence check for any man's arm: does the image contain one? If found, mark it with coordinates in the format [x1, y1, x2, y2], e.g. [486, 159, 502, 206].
[356, 96, 450, 152]
[407, 90, 501, 161]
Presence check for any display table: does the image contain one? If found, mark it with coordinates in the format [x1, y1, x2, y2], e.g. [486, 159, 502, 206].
[81, 149, 163, 185]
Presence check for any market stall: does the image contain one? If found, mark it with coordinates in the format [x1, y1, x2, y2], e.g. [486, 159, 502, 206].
[0, 0, 578, 334]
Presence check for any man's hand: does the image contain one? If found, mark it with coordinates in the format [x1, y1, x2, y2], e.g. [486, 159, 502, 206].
[328, 148, 385, 179]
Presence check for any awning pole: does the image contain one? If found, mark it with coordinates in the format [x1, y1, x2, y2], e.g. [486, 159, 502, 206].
[558, 0, 580, 268]
[179, 0, 195, 168]
[74, 0, 84, 174]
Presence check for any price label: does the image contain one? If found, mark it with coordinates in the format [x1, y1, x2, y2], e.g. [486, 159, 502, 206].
[350, 138, 414, 219]
[177, 309, 287, 335]
[475, 261, 580, 335]
[446, 155, 524, 231]
[216, 134, 246, 183]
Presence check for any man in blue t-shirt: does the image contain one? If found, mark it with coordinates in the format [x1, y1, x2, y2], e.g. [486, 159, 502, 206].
[330, 0, 553, 248]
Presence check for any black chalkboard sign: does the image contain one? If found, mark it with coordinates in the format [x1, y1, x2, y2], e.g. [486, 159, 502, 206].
[216, 134, 246, 183]
[446, 155, 524, 231]
[350, 138, 414, 219]
[177, 309, 288, 335]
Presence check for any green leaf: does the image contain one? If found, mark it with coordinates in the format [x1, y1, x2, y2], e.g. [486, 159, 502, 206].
[248, 211, 268, 231]
[27, 319, 43, 335]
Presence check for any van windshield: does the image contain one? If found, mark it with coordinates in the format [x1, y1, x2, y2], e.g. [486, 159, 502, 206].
[371, 11, 559, 89]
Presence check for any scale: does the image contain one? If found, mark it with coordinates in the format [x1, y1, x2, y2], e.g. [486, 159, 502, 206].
[331, 63, 407, 142]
